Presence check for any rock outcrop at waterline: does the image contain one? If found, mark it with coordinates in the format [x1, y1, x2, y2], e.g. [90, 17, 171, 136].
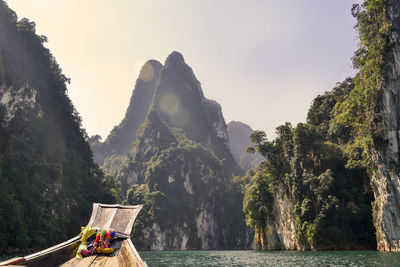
[92, 51, 250, 250]
[371, 0, 400, 252]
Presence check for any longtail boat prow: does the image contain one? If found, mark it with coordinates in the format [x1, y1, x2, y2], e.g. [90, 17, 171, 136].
[0, 203, 147, 267]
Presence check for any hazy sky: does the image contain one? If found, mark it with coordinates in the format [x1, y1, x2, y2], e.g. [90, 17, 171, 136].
[6, 0, 361, 140]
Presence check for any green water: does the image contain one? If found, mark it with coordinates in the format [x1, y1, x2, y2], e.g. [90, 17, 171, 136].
[140, 250, 400, 267]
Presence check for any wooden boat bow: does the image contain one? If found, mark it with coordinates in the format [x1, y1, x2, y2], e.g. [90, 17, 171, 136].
[0, 203, 146, 267]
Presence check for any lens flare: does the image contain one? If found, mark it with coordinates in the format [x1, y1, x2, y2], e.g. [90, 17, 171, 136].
[158, 93, 190, 126]
[138, 62, 154, 82]
[159, 93, 179, 115]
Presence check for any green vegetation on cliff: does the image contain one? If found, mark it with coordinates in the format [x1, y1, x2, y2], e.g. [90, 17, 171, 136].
[0, 1, 116, 254]
[331, 0, 390, 169]
[96, 52, 248, 250]
[242, 79, 376, 250]
[241, 0, 395, 250]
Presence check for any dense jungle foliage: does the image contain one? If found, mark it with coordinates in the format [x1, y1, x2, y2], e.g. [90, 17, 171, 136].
[0, 1, 116, 254]
[0, 0, 393, 254]
[241, 79, 375, 249]
[241, 0, 391, 250]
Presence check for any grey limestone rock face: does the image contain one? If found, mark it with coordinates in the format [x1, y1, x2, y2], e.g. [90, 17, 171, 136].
[257, 191, 298, 250]
[372, 0, 400, 251]
[152, 51, 235, 164]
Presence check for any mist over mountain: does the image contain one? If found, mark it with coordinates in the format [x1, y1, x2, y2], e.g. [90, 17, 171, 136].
[227, 121, 264, 171]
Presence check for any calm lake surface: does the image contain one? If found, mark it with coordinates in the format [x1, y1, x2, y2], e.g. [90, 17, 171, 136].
[140, 250, 400, 267]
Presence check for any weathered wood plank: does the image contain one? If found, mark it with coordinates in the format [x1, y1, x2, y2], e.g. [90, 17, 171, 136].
[58, 257, 80, 267]
[25, 236, 80, 261]
[90, 208, 115, 229]
[109, 209, 134, 233]
[118, 240, 141, 267]
[127, 238, 143, 264]
[25, 241, 80, 267]
[89, 204, 142, 235]
[0, 204, 144, 267]
[59, 255, 97, 267]
[89, 256, 109, 267]
[103, 256, 119, 267]
[73, 256, 98, 267]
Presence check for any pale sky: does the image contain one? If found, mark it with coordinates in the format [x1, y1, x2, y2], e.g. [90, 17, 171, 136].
[6, 0, 361, 140]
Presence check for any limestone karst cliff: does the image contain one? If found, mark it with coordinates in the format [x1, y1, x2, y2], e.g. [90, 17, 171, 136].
[369, 0, 400, 251]
[333, 0, 400, 252]
[92, 51, 250, 250]
[5, 0, 398, 253]
[241, 118, 376, 250]
[241, 0, 400, 252]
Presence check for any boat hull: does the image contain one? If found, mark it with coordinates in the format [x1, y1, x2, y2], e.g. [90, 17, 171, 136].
[0, 203, 146, 267]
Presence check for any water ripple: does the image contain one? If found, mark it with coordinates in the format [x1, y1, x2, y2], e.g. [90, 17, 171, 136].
[140, 250, 400, 267]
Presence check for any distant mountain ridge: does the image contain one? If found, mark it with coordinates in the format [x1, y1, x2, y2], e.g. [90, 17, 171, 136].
[227, 121, 264, 171]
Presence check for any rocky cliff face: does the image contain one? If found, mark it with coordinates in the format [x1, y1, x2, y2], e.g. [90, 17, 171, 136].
[129, 113, 242, 249]
[152, 52, 235, 164]
[371, 0, 400, 251]
[91, 60, 162, 165]
[0, 1, 115, 253]
[243, 78, 377, 251]
[265, 192, 298, 250]
[227, 121, 264, 171]
[97, 51, 249, 250]
[253, 189, 298, 250]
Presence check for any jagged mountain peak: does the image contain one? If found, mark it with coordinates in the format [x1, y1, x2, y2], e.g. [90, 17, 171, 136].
[150, 52, 237, 163]
[146, 59, 163, 67]
[92, 50, 247, 250]
[92, 50, 238, 171]
[91, 60, 162, 164]
[164, 51, 185, 67]
[161, 51, 203, 97]
[138, 60, 163, 82]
